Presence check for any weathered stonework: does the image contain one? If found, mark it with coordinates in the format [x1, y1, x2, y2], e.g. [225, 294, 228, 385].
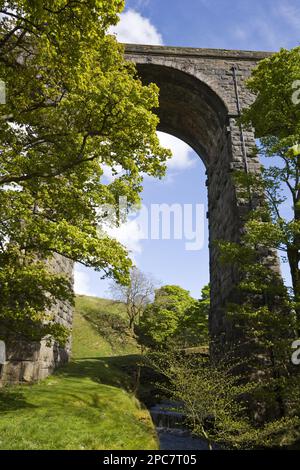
[0, 254, 73, 385]
[1, 44, 280, 383]
[124, 45, 279, 352]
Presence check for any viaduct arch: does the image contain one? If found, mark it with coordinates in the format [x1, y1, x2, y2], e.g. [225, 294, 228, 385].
[125, 44, 277, 349]
[1, 45, 280, 384]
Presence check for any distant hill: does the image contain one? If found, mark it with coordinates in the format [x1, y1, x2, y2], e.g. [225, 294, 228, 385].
[73, 295, 139, 358]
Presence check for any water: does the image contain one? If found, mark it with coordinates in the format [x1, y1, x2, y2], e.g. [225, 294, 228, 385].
[150, 402, 185, 429]
[158, 429, 211, 450]
[150, 402, 213, 451]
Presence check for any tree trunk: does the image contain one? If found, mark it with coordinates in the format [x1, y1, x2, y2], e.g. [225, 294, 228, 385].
[129, 315, 135, 331]
[287, 246, 300, 328]
[291, 160, 300, 324]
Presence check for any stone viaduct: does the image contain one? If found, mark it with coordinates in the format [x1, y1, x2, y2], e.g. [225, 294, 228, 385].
[1, 44, 278, 384]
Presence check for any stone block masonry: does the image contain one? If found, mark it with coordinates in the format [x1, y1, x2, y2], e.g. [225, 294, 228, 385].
[1, 44, 279, 383]
[0, 254, 73, 385]
[124, 44, 279, 353]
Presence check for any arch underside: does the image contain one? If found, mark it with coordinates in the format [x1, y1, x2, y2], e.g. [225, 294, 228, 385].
[136, 61, 241, 346]
[133, 58, 280, 356]
[136, 63, 228, 167]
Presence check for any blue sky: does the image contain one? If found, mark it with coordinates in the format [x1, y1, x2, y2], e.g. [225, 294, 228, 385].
[74, 0, 299, 299]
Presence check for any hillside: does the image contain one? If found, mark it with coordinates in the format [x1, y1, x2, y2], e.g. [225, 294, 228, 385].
[74, 295, 139, 357]
[0, 296, 158, 450]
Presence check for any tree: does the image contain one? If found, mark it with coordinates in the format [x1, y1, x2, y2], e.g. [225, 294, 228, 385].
[242, 47, 300, 142]
[138, 285, 208, 350]
[213, 48, 300, 416]
[211, 48, 300, 420]
[176, 284, 209, 348]
[0, 1, 170, 345]
[218, 228, 297, 414]
[109, 267, 157, 330]
[240, 46, 300, 319]
[150, 352, 300, 449]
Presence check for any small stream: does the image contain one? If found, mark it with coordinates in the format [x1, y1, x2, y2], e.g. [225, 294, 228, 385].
[150, 402, 214, 451]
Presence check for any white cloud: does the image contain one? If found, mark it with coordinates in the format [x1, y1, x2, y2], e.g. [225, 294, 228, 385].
[133, 0, 151, 7]
[157, 132, 197, 171]
[232, 26, 249, 42]
[105, 218, 145, 258]
[102, 133, 197, 182]
[230, 0, 300, 51]
[74, 266, 95, 296]
[231, 17, 287, 51]
[276, 1, 300, 30]
[109, 9, 163, 45]
[101, 164, 123, 183]
[98, 134, 197, 258]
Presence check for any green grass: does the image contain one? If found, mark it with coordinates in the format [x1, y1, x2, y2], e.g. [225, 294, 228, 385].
[75, 295, 127, 319]
[74, 295, 139, 357]
[72, 299, 116, 358]
[0, 296, 158, 450]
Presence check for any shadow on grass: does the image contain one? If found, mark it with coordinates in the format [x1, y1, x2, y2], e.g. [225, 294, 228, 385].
[0, 389, 36, 412]
[0, 354, 158, 415]
[0, 356, 141, 417]
[56, 354, 143, 392]
[56, 354, 163, 407]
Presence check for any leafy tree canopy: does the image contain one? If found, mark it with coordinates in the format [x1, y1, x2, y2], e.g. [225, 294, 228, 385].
[0, 1, 170, 343]
[240, 46, 300, 318]
[216, 48, 300, 417]
[242, 46, 300, 144]
[138, 285, 209, 350]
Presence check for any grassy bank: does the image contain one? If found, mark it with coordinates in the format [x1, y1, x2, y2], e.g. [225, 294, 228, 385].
[0, 296, 158, 450]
